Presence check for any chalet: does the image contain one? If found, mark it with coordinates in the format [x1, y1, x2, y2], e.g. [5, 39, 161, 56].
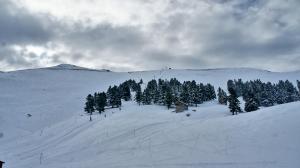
[175, 100, 188, 113]
[0, 160, 4, 168]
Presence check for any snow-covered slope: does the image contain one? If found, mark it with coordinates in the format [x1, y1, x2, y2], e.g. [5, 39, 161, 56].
[45, 64, 110, 72]
[0, 65, 299, 168]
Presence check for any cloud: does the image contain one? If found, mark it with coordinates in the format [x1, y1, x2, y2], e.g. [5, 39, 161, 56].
[0, 0, 300, 71]
[62, 24, 146, 54]
[0, 0, 55, 45]
[152, 0, 300, 71]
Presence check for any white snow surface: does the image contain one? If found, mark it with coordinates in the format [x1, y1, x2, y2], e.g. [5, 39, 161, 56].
[0, 66, 300, 168]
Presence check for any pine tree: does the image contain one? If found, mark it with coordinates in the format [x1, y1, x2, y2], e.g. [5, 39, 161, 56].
[108, 86, 122, 108]
[106, 86, 112, 107]
[139, 79, 143, 85]
[206, 84, 216, 100]
[165, 88, 173, 109]
[84, 94, 95, 114]
[260, 82, 275, 107]
[228, 87, 242, 115]
[94, 92, 99, 112]
[122, 84, 131, 101]
[84, 94, 95, 121]
[95, 92, 107, 113]
[153, 89, 160, 104]
[142, 88, 151, 105]
[180, 84, 190, 104]
[192, 85, 202, 106]
[244, 93, 259, 112]
[135, 84, 142, 105]
[217, 87, 227, 105]
[199, 83, 206, 102]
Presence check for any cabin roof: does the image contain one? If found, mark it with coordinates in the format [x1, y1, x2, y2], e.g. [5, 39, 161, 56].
[175, 100, 188, 106]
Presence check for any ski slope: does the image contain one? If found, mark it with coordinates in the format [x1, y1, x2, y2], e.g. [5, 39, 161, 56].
[0, 64, 299, 168]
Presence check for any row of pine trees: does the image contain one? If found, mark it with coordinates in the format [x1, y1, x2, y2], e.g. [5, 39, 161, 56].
[219, 79, 300, 115]
[85, 79, 300, 115]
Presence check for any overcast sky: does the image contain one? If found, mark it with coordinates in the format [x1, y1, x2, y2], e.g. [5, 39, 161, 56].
[0, 0, 299, 72]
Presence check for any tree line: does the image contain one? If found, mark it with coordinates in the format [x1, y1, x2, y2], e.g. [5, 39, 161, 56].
[84, 78, 216, 114]
[85, 78, 300, 116]
[221, 79, 300, 115]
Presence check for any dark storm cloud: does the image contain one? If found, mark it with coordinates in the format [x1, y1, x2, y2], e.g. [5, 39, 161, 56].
[0, 0, 55, 45]
[62, 24, 146, 53]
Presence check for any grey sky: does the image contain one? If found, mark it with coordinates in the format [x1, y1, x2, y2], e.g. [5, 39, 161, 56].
[0, 0, 299, 71]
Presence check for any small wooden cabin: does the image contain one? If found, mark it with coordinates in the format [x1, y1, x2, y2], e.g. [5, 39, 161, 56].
[175, 100, 188, 113]
[0, 160, 5, 168]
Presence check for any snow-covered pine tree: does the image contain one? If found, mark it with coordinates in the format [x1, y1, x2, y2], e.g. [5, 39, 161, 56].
[244, 92, 259, 112]
[146, 79, 158, 102]
[142, 88, 152, 105]
[217, 87, 227, 105]
[228, 80, 242, 115]
[275, 80, 288, 104]
[108, 85, 122, 108]
[153, 89, 160, 104]
[135, 84, 142, 105]
[284, 80, 299, 102]
[180, 83, 190, 104]
[165, 87, 173, 109]
[234, 79, 243, 97]
[192, 85, 202, 106]
[199, 83, 206, 102]
[206, 84, 216, 100]
[260, 82, 275, 107]
[122, 84, 131, 101]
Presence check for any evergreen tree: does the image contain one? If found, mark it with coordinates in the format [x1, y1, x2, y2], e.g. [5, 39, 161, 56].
[260, 82, 275, 107]
[284, 80, 299, 102]
[228, 87, 242, 115]
[135, 84, 142, 105]
[180, 83, 190, 104]
[106, 86, 112, 107]
[206, 84, 216, 100]
[192, 85, 202, 106]
[165, 88, 173, 109]
[199, 83, 206, 102]
[94, 92, 100, 112]
[84, 94, 95, 121]
[108, 85, 122, 108]
[217, 87, 227, 105]
[142, 88, 152, 105]
[122, 84, 131, 101]
[139, 79, 143, 85]
[244, 93, 259, 112]
[153, 89, 160, 104]
[95, 92, 107, 113]
[145, 79, 158, 102]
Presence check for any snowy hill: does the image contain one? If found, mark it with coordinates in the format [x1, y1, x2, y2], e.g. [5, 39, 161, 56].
[38, 64, 110, 72]
[0, 65, 300, 168]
